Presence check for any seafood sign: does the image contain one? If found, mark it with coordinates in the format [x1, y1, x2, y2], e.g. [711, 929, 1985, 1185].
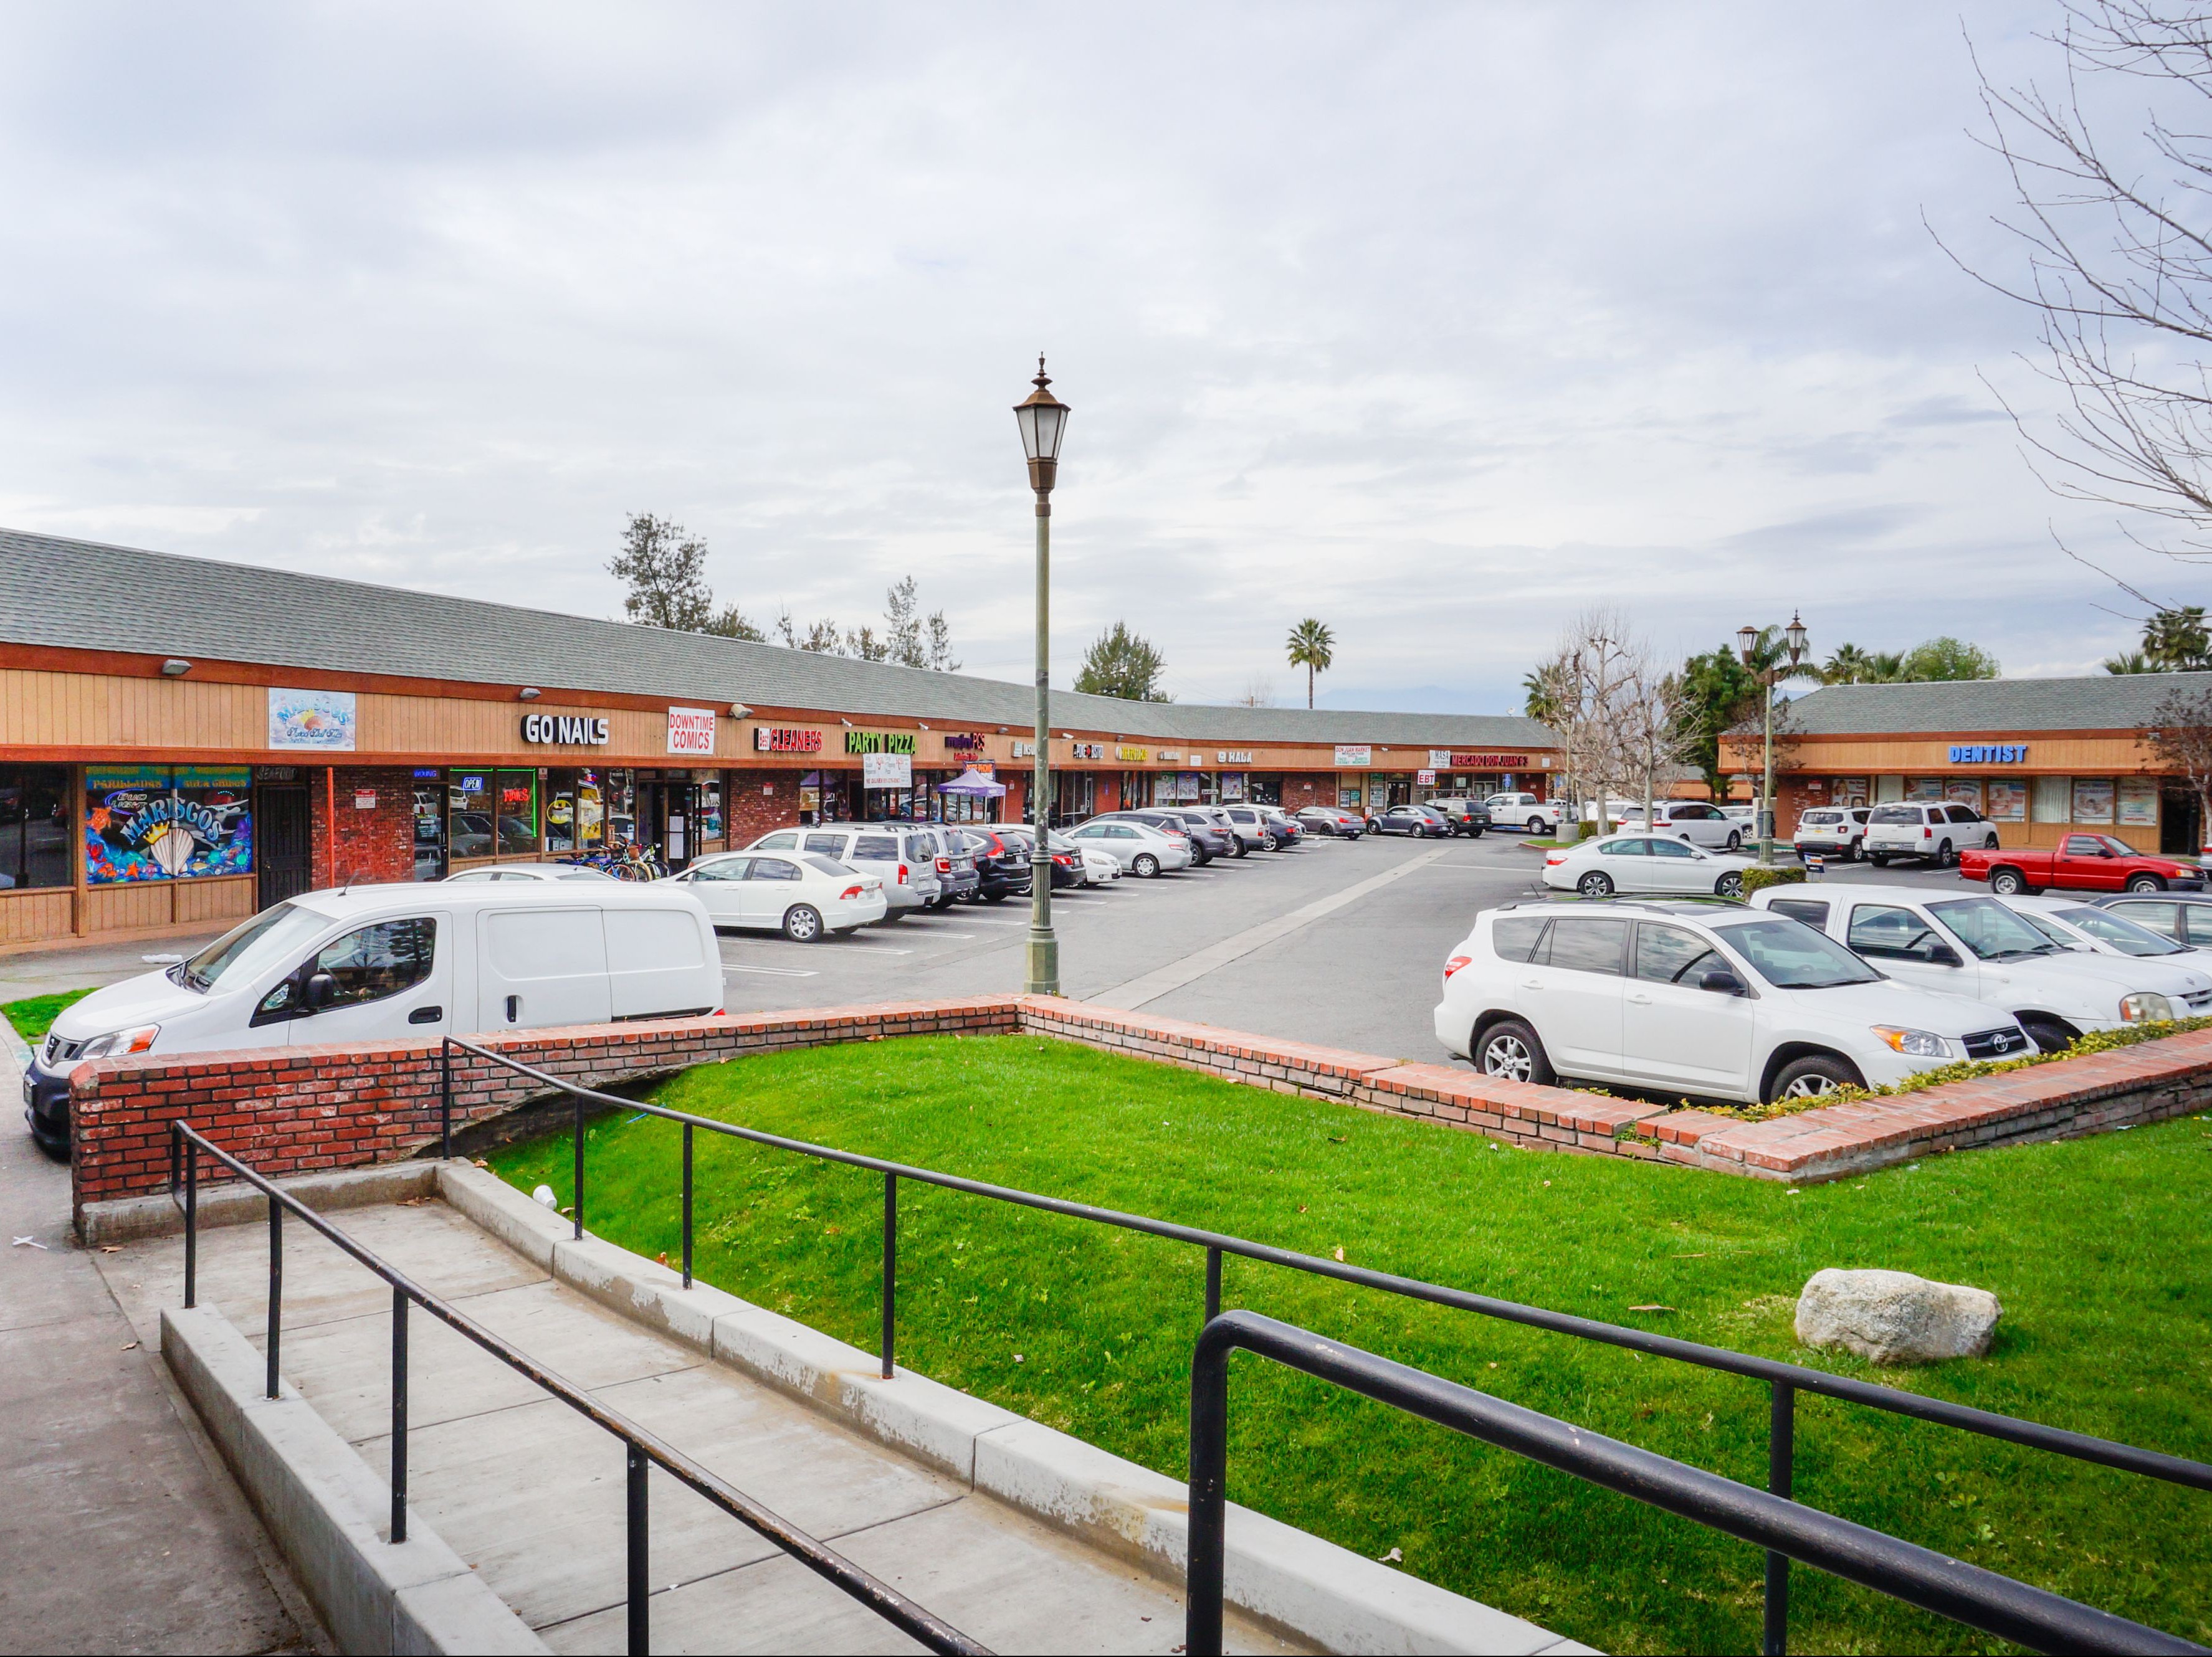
[268, 688, 357, 751]
[86, 766, 254, 885]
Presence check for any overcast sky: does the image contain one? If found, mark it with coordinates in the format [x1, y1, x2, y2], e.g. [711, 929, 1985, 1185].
[0, 4, 2188, 713]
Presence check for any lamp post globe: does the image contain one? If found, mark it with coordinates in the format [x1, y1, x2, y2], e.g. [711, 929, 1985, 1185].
[1735, 623, 1760, 665]
[1014, 357, 1070, 997]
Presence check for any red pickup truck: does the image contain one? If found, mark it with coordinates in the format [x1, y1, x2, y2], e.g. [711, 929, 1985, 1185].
[1962, 833, 2207, 896]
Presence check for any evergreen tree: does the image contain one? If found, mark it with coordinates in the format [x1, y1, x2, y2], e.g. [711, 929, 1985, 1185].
[608, 513, 713, 631]
[1074, 622, 1170, 701]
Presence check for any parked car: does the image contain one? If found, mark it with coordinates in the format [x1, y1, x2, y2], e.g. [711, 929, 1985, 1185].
[1428, 798, 1492, 837]
[1066, 839, 1120, 885]
[1294, 805, 1366, 838]
[1864, 802, 2000, 868]
[959, 829, 1035, 902]
[1179, 805, 1252, 858]
[1433, 900, 2031, 1103]
[1261, 809, 1305, 847]
[1613, 801, 1743, 852]
[444, 864, 619, 883]
[1791, 805, 1874, 863]
[1962, 832, 2206, 897]
[1541, 833, 1755, 898]
[1039, 835, 1085, 890]
[1087, 809, 1219, 865]
[1065, 818, 1193, 876]
[1998, 893, 2207, 964]
[1371, 804, 1456, 839]
[1154, 809, 1238, 862]
[2094, 891, 2212, 948]
[743, 824, 942, 916]
[1221, 805, 1294, 851]
[892, 824, 980, 909]
[24, 882, 724, 1158]
[1750, 883, 2212, 1052]
[1484, 792, 1561, 835]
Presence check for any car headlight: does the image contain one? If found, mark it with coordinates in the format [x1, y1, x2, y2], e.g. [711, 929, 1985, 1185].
[1871, 1025, 1951, 1058]
[77, 1023, 161, 1059]
[2120, 992, 2176, 1023]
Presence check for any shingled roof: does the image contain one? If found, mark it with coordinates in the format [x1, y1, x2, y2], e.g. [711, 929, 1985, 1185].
[0, 528, 1557, 749]
[1781, 672, 2212, 734]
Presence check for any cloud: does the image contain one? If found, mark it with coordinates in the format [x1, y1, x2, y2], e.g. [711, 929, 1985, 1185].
[0, 1, 2168, 716]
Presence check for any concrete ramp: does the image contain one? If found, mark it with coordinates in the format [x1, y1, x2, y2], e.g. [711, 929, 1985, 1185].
[94, 1176, 1586, 1655]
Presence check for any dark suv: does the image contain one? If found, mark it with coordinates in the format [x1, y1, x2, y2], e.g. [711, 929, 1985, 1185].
[960, 829, 1035, 903]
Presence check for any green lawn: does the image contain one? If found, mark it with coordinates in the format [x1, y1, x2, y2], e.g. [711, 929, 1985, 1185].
[1, 988, 92, 1043]
[489, 1034, 2212, 1655]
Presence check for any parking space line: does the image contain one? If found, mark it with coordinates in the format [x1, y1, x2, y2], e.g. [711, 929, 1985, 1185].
[724, 964, 820, 978]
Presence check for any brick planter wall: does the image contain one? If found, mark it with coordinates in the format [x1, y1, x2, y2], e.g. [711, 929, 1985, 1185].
[69, 994, 2212, 1226]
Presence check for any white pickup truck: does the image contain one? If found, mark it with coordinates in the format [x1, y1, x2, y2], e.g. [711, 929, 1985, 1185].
[1485, 792, 1563, 835]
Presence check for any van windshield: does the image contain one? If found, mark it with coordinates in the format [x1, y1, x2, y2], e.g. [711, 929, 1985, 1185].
[176, 904, 331, 992]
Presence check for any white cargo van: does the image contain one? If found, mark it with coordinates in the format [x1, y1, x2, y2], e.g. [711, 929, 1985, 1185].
[22, 881, 722, 1157]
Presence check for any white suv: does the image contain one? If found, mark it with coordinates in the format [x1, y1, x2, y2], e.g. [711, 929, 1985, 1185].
[1612, 801, 1743, 851]
[1752, 883, 2212, 1052]
[1434, 900, 2029, 1104]
[1792, 805, 1874, 863]
[1864, 802, 2000, 868]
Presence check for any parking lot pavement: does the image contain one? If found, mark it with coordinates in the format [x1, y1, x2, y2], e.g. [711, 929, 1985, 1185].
[714, 836, 2012, 1067]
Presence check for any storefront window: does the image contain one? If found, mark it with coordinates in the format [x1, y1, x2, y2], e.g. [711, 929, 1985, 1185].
[0, 766, 71, 890]
[494, 770, 537, 855]
[412, 770, 446, 881]
[1987, 781, 2028, 822]
[1220, 772, 1247, 804]
[1248, 774, 1284, 806]
[1836, 777, 1870, 807]
[546, 769, 609, 852]
[698, 778, 723, 841]
[2071, 777, 2116, 824]
[1876, 775, 1905, 803]
[1905, 777, 1945, 803]
[85, 765, 254, 885]
[2119, 776, 2159, 829]
[450, 771, 495, 860]
[2032, 776, 2071, 823]
[1943, 779, 1985, 812]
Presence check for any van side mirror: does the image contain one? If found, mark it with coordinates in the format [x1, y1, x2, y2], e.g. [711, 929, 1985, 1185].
[303, 971, 337, 1010]
[1922, 942, 1963, 967]
[1699, 968, 1746, 995]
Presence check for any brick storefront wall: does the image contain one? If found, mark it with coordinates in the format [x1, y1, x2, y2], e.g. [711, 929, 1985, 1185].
[71, 997, 2212, 1220]
[725, 768, 801, 844]
[312, 766, 416, 888]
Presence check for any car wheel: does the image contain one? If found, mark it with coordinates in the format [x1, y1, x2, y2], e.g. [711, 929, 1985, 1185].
[1715, 871, 1745, 898]
[984, 890, 1009, 903]
[1766, 1054, 1862, 1104]
[1986, 835, 2000, 850]
[1475, 1018, 1556, 1087]
[1937, 839, 1957, 868]
[2127, 873, 2167, 893]
[1133, 853, 1160, 878]
[1847, 838, 1863, 863]
[782, 904, 823, 943]
[1577, 870, 1614, 897]
[1869, 853, 1890, 867]
[1725, 830, 1742, 852]
[1527, 817, 1546, 835]
[1988, 867, 2028, 896]
[2020, 1015, 2079, 1055]
[1470, 826, 1485, 838]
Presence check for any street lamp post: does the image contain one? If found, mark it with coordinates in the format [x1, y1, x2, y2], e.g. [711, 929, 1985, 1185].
[1014, 357, 1070, 996]
[1736, 612, 1809, 865]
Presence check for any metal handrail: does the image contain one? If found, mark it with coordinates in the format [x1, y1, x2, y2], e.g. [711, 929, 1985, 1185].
[166, 1121, 988, 1657]
[431, 1033, 2212, 1654]
[1185, 1310, 2204, 1657]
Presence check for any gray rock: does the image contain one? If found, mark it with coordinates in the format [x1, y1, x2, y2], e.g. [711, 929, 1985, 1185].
[1794, 1268, 2000, 1365]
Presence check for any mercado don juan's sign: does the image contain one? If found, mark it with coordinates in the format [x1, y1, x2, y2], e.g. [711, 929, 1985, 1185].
[1430, 751, 1528, 769]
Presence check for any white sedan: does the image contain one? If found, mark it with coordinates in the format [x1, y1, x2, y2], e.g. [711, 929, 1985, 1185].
[660, 851, 886, 941]
[445, 863, 619, 883]
[1542, 833, 1756, 899]
[1065, 820, 1193, 876]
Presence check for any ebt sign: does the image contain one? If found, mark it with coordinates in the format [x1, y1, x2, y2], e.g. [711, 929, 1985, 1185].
[667, 706, 718, 757]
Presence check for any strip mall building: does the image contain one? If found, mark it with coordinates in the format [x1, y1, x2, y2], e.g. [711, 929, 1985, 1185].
[0, 531, 1563, 951]
[1725, 673, 2212, 854]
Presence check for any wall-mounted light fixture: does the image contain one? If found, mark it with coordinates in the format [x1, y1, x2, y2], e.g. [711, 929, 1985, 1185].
[841, 718, 854, 728]
[730, 703, 751, 718]
[160, 658, 192, 677]
[518, 687, 541, 701]
[918, 722, 930, 730]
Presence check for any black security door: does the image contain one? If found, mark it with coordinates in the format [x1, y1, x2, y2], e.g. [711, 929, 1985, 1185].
[2161, 784, 2200, 855]
[258, 786, 312, 908]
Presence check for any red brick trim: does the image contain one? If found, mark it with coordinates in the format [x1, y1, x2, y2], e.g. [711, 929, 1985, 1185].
[69, 996, 2212, 1221]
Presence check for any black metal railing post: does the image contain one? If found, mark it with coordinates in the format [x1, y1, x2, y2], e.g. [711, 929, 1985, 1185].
[392, 1285, 409, 1544]
[1187, 1313, 1231, 1657]
[572, 1090, 585, 1242]
[1205, 1245, 1222, 1324]
[681, 1122, 694, 1291]
[183, 1134, 198, 1309]
[881, 1172, 897, 1380]
[266, 1198, 282, 1400]
[1766, 1380, 1796, 1656]
[626, 1443, 649, 1656]
[168, 1120, 179, 1199]
[439, 1038, 453, 1161]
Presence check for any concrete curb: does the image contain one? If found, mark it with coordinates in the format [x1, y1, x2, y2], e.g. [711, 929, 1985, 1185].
[80, 1160, 442, 1245]
[162, 1302, 546, 1656]
[434, 1161, 1590, 1656]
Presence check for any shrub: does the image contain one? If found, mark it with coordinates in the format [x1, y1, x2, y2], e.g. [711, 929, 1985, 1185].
[1737, 864, 1806, 896]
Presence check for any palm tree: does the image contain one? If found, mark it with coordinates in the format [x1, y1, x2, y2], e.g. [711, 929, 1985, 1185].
[1522, 663, 1567, 724]
[1285, 618, 1335, 709]
[2105, 649, 2156, 674]
[1821, 643, 1876, 684]
[1866, 650, 1907, 683]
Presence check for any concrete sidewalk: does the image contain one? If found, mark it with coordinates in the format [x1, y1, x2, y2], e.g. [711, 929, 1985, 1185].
[0, 928, 228, 1007]
[0, 1028, 323, 1655]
